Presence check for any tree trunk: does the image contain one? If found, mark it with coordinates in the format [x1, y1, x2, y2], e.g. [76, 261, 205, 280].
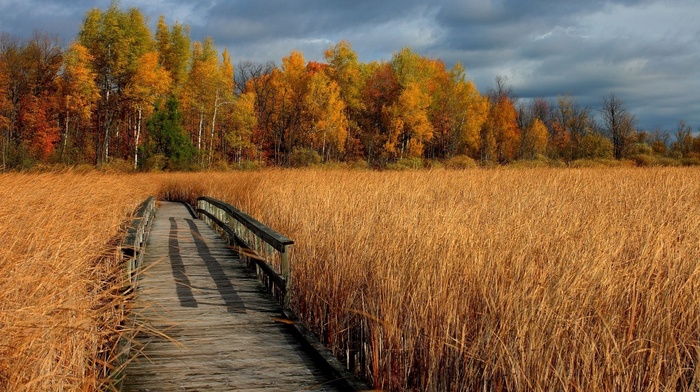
[134, 106, 142, 169]
[61, 110, 69, 162]
[210, 97, 219, 167]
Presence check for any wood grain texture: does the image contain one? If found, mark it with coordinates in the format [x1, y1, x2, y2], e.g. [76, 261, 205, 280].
[122, 202, 341, 391]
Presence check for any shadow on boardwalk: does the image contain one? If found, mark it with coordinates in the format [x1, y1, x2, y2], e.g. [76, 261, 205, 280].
[122, 201, 343, 391]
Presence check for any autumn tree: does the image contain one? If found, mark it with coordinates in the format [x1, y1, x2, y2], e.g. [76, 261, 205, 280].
[0, 40, 10, 169]
[181, 37, 229, 166]
[0, 33, 20, 169]
[225, 91, 257, 163]
[246, 50, 310, 165]
[383, 48, 437, 159]
[520, 118, 548, 159]
[124, 51, 170, 168]
[79, 3, 154, 163]
[427, 62, 487, 159]
[647, 128, 670, 156]
[480, 79, 520, 163]
[601, 94, 636, 159]
[672, 120, 694, 158]
[236, 61, 277, 161]
[23, 34, 63, 162]
[155, 16, 190, 90]
[58, 43, 99, 163]
[0, 32, 63, 167]
[303, 69, 348, 160]
[358, 61, 401, 163]
[385, 82, 432, 158]
[324, 40, 363, 158]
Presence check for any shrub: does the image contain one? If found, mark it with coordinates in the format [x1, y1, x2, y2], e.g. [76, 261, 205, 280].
[655, 157, 682, 167]
[348, 159, 370, 170]
[100, 158, 134, 173]
[631, 154, 657, 167]
[143, 154, 167, 172]
[386, 157, 424, 170]
[289, 147, 322, 167]
[211, 159, 231, 171]
[681, 157, 700, 166]
[444, 155, 478, 169]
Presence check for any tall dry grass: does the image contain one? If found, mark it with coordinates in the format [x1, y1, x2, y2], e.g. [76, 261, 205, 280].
[0, 172, 156, 391]
[159, 168, 700, 391]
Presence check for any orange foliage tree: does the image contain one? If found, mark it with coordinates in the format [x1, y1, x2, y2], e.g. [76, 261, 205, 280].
[482, 96, 520, 163]
[59, 43, 99, 163]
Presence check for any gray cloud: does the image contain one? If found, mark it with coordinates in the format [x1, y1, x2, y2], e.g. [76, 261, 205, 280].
[0, 0, 698, 131]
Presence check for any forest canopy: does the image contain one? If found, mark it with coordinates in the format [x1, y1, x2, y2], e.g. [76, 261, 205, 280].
[1, 3, 699, 171]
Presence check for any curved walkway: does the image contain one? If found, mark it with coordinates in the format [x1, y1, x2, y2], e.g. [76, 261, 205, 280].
[122, 202, 339, 391]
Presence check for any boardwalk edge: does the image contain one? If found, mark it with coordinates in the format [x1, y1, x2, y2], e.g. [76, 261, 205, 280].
[283, 309, 371, 392]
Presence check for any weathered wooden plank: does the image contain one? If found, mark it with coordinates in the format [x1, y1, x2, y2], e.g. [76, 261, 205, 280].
[122, 202, 342, 391]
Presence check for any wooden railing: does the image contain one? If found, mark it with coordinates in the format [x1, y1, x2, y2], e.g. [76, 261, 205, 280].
[120, 196, 156, 286]
[197, 196, 294, 309]
[114, 196, 156, 390]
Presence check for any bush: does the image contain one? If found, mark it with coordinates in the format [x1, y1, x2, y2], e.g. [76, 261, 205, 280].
[444, 155, 478, 169]
[627, 143, 654, 156]
[234, 159, 265, 170]
[681, 157, 700, 166]
[289, 147, 322, 167]
[348, 159, 370, 170]
[210, 159, 231, 171]
[655, 157, 682, 167]
[386, 157, 424, 170]
[99, 158, 134, 173]
[423, 159, 444, 170]
[576, 133, 614, 159]
[631, 154, 657, 167]
[143, 154, 167, 172]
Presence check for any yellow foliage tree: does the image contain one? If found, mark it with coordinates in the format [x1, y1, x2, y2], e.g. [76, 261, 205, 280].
[59, 42, 100, 162]
[226, 91, 257, 163]
[521, 118, 549, 159]
[304, 72, 348, 160]
[125, 51, 171, 168]
[386, 83, 433, 158]
[429, 62, 488, 158]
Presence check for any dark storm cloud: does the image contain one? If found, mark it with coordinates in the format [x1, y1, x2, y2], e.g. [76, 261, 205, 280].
[428, 0, 700, 130]
[1, 0, 699, 131]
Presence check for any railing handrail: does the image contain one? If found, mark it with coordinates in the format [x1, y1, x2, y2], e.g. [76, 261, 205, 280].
[196, 196, 293, 252]
[123, 196, 156, 251]
[116, 195, 156, 390]
[121, 196, 157, 284]
[197, 196, 293, 309]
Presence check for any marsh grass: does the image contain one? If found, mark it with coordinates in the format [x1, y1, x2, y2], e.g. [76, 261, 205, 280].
[159, 168, 700, 391]
[0, 172, 155, 391]
[3, 167, 699, 391]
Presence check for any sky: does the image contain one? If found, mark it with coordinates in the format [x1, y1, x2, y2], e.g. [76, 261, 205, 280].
[1, 0, 699, 132]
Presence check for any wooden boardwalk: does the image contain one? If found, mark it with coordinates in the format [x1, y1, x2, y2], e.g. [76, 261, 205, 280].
[122, 202, 341, 391]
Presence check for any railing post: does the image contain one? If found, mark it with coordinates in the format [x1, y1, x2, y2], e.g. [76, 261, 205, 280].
[196, 196, 294, 310]
[281, 244, 291, 309]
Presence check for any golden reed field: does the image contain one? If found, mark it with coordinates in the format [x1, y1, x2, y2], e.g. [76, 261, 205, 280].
[1, 167, 699, 391]
[0, 172, 155, 391]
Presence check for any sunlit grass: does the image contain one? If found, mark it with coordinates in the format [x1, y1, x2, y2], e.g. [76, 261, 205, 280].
[160, 167, 700, 391]
[3, 167, 699, 391]
[0, 172, 156, 391]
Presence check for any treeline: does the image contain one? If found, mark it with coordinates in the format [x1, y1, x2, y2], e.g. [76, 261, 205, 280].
[1, 4, 699, 171]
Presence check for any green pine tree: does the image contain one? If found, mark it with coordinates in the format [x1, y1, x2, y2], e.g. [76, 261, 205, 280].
[142, 95, 195, 170]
